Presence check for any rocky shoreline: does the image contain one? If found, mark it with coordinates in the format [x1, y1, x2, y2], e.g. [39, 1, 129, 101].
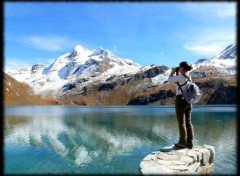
[139, 145, 215, 175]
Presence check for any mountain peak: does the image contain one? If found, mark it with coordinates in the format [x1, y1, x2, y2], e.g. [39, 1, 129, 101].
[192, 43, 236, 75]
[194, 58, 207, 64]
[72, 45, 89, 55]
[220, 44, 234, 54]
[217, 44, 236, 60]
[95, 47, 110, 54]
[67, 44, 93, 60]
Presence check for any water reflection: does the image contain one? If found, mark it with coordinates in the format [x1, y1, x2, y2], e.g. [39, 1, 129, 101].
[5, 108, 165, 166]
[4, 106, 236, 174]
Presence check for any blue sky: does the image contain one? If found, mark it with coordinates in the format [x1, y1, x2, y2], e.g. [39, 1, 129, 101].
[4, 2, 236, 70]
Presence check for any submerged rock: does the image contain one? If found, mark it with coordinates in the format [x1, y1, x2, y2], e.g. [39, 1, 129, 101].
[139, 145, 215, 175]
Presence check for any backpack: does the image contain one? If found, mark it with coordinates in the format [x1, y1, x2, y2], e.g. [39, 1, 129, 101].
[177, 74, 202, 104]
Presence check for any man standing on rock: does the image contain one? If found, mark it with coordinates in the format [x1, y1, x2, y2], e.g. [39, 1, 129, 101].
[167, 61, 194, 149]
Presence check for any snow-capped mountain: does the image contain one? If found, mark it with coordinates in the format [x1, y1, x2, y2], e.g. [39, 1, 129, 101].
[7, 43, 236, 100]
[192, 44, 237, 75]
[7, 45, 141, 97]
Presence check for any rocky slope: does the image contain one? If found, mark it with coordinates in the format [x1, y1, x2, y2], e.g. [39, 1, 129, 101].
[7, 45, 141, 98]
[3, 72, 59, 105]
[58, 44, 237, 105]
[5, 44, 237, 105]
[127, 75, 237, 105]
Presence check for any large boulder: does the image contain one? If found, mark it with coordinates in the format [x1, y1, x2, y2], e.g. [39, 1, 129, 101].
[139, 145, 215, 175]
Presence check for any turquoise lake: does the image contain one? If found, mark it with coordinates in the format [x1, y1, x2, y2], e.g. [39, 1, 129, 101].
[4, 105, 237, 175]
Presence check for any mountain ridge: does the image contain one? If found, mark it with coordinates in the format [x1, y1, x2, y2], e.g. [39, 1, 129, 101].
[5, 43, 237, 105]
[3, 72, 59, 105]
[7, 44, 142, 98]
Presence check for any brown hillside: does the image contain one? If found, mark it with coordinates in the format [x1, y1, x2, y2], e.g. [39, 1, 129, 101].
[3, 72, 60, 105]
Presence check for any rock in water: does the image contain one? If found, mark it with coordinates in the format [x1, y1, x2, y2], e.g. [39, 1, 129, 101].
[139, 145, 215, 175]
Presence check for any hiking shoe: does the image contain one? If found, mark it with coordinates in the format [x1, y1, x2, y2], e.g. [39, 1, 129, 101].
[187, 142, 193, 149]
[174, 143, 187, 148]
[187, 145, 193, 149]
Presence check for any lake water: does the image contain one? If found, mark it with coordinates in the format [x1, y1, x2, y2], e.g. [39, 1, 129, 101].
[4, 105, 237, 175]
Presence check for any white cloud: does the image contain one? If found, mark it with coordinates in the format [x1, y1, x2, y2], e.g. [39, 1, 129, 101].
[184, 43, 222, 55]
[182, 2, 236, 18]
[182, 27, 236, 56]
[23, 35, 70, 51]
[214, 3, 236, 18]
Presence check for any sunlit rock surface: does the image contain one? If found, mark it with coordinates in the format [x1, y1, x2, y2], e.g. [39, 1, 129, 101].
[139, 145, 215, 175]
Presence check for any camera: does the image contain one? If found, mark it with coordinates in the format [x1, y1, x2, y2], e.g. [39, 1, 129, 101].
[176, 67, 180, 75]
